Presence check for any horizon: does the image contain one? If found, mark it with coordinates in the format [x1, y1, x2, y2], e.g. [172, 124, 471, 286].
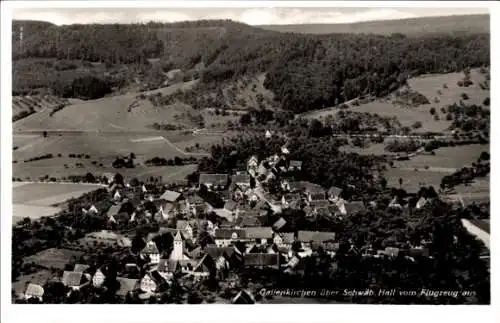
[12, 8, 489, 26]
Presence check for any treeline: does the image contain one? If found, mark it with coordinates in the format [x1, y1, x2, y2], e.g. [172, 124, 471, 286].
[13, 19, 489, 113]
[145, 156, 198, 167]
[440, 152, 490, 190]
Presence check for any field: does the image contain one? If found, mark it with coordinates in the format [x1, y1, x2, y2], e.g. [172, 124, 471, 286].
[393, 144, 489, 171]
[13, 182, 102, 223]
[260, 14, 489, 36]
[301, 69, 490, 133]
[24, 248, 85, 270]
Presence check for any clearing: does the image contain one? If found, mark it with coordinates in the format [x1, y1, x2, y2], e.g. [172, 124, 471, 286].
[301, 68, 490, 133]
[24, 248, 85, 270]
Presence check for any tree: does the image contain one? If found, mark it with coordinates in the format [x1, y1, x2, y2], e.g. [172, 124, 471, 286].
[429, 107, 436, 115]
[114, 173, 124, 186]
[399, 177, 403, 188]
[240, 113, 252, 126]
[43, 131, 48, 138]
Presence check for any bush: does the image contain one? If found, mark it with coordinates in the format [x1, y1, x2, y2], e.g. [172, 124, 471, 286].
[460, 93, 470, 100]
[483, 97, 490, 106]
[411, 121, 422, 129]
[429, 107, 436, 115]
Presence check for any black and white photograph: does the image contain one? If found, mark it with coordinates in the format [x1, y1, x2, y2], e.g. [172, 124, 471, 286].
[1, 1, 496, 320]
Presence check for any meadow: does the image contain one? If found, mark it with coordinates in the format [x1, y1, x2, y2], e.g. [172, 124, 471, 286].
[301, 68, 490, 133]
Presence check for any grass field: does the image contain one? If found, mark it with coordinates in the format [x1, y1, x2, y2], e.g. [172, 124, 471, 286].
[393, 144, 489, 171]
[13, 81, 198, 133]
[24, 248, 85, 270]
[13, 182, 101, 204]
[301, 69, 489, 133]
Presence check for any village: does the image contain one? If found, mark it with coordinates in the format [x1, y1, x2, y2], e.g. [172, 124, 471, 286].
[13, 128, 453, 305]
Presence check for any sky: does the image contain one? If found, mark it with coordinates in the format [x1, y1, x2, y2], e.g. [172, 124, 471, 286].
[12, 7, 489, 26]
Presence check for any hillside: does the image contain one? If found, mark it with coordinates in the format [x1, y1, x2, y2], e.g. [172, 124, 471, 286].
[12, 18, 490, 115]
[259, 14, 490, 36]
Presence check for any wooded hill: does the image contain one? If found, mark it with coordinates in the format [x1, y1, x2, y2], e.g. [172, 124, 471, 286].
[12, 17, 490, 113]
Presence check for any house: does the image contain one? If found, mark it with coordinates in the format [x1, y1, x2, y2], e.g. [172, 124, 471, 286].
[232, 290, 256, 304]
[461, 218, 490, 249]
[61, 271, 88, 291]
[113, 190, 122, 201]
[281, 193, 301, 208]
[388, 196, 403, 209]
[243, 253, 280, 269]
[115, 277, 139, 298]
[327, 186, 343, 202]
[185, 194, 204, 213]
[305, 185, 327, 202]
[247, 156, 259, 170]
[232, 174, 251, 189]
[234, 213, 262, 228]
[273, 232, 295, 248]
[106, 205, 121, 222]
[338, 200, 366, 216]
[88, 205, 99, 214]
[415, 196, 428, 209]
[73, 264, 90, 273]
[199, 173, 229, 190]
[377, 247, 400, 258]
[140, 240, 161, 264]
[223, 200, 239, 215]
[176, 221, 195, 241]
[288, 160, 302, 171]
[214, 229, 246, 247]
[281, 146, 290, 155]
[140, 271, 167, 294]
[108, 212, 130, 225]
[92, 268, 106, 287]
[297, 231, 336, 249]
[205, 244, 243, 271]
[24, 283, 44, 301]
[243, 227, 274, 245]
[159, 190, 182, 203]
[158, 202, 175, 221]
[265, 130, 272, 138]
[272, 217, 287, 231]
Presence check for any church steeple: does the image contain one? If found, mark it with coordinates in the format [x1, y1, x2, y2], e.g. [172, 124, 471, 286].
[169, 230, 185, 261]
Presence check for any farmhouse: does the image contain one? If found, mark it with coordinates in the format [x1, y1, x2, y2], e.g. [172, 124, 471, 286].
[199, 173, 229, 190]
[327, 186, 343, 202]
[61, 271, 89, 291]
[243, 253, 280, 269]
[232, 290, 256, 304]
[159, 190, 182, 203]
[24, 283, 44, 301]
[288, 160, 302, 171]
[231, 173, 251, 189]
[140, 240, 161, 264]
[298, 231, 336, 249]
[140, 271, 167, 294]
[273, 232, 295, 247]
[115, 277, 139, 298]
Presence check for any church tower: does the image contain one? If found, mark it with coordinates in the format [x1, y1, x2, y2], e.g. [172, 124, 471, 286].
[169, 230, 184, 261]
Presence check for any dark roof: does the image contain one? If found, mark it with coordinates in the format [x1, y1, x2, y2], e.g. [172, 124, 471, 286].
[160, 190, 181, 202]
[278, 232, 295, 244]
[115, 277, 138, 296]
[199, 173, 229, 186]
[205, 245, 238, 259]
[141, 241, 160, 254]
[328, 186, 343, 197]
[344, 201, 366, 215]
[468, 218, 490, 234]
[243, 227, 274, 239]
[283, 193, 301, 202]
[303, 183, 325, 194]
[214, 229, 246, 239]
[272, 217, 287, 230]
[298, 231, 336, 243]
[311, 241, 340, 251]
[232, 174, 250, 184]
[311, 200, 330, 209]
[232, 290, 256, 304]
[73, 264, 90, 273]
[186, 194, 204, 205]
[107, 205, 121, 217]
[243, 253, 280, 267]
[235, 215, 262, 227]
[61, 271, 84, 287]
[224, 200, 238, 211]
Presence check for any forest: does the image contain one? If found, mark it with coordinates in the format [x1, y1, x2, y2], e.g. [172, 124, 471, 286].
[13, 19, 490, 113]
